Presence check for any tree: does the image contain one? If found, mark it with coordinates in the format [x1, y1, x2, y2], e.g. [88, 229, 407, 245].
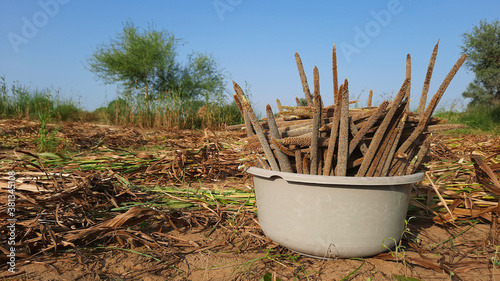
[87, 21, 225, 103]
[460, 19, 500, 105]
[155, 52, 225, 102]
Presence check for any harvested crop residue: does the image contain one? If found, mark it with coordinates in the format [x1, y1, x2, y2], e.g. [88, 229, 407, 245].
[1, 119, 499, 280]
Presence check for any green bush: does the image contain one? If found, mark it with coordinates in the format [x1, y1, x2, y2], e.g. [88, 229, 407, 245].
[435, 103, 500, 134]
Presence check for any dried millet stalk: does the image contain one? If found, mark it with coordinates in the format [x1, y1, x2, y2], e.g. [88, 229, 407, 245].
[243, 141, 264, 152]
[367, 89, 373, 108]
[405, 115, 442, 125]
[233, 81, 279, 171]
[335, 79, 350, 176]
[267, 104, 293, 172]
[310, 66, 322, 175]
[233, 94, 254, 137]
[281, 105, 314, 111]
[281, 136, 330, 147]
[295, 52, 314, 106]
[405, 54, 412, 105]
[418, 40, 439, 116]
[390, 133, 427, 176]
[323, 84, 343, 175]
[351, 106, 388, 124]
[356, 78, 409, 177]
[302, 153, 310, 174]
[406, 134, 431, 175]
[349, 100, 389, 156]
[256, 156, 270, 170]
[332, 44, 339, 102]
[233, 94, 243, 113]
[295, 149, 303, 174]
[280, 108, 314, 118]
[295, 97, 302, 107]
[380, 112, 408, 176]
[396, 54, 467, 156]
[281, 136, 313, 147]
[369, 102, 407, 177]
[271, 137, 296, 157]
[266, 104, 282, 140]
[349, 117, 367, 156]
[276, 99, 283, 113]
[281, 125, 313, 138]
[426, 124, 467, 132]
[275, 118, 312, 129]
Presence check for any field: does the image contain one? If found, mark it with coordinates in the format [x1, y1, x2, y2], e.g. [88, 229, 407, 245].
[0, 118, 499, 281]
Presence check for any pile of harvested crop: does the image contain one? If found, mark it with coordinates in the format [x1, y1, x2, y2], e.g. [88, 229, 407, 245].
[232, 42, 467, 176]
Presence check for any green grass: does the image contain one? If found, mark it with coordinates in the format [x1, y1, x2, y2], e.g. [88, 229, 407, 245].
[434, 104, 500, 135]
[1, 75, 245, 130]
[0, 76, 80, 152]
[0, 75, 82, 121]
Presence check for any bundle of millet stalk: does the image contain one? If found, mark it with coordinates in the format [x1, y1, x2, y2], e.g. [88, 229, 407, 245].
[231, 41, 467, 177]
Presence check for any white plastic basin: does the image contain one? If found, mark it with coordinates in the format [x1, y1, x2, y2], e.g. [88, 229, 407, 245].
[247, 167, 424, 259]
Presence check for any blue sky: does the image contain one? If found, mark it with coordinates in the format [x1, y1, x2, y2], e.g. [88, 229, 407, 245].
[1, 0, 499, 113]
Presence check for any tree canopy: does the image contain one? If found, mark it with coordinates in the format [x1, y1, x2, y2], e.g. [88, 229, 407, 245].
[87, 21, 225, 102]
[460, 19, 500, 105]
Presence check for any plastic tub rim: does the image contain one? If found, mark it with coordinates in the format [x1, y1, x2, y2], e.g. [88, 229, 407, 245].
[246, 166, 424, 186]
